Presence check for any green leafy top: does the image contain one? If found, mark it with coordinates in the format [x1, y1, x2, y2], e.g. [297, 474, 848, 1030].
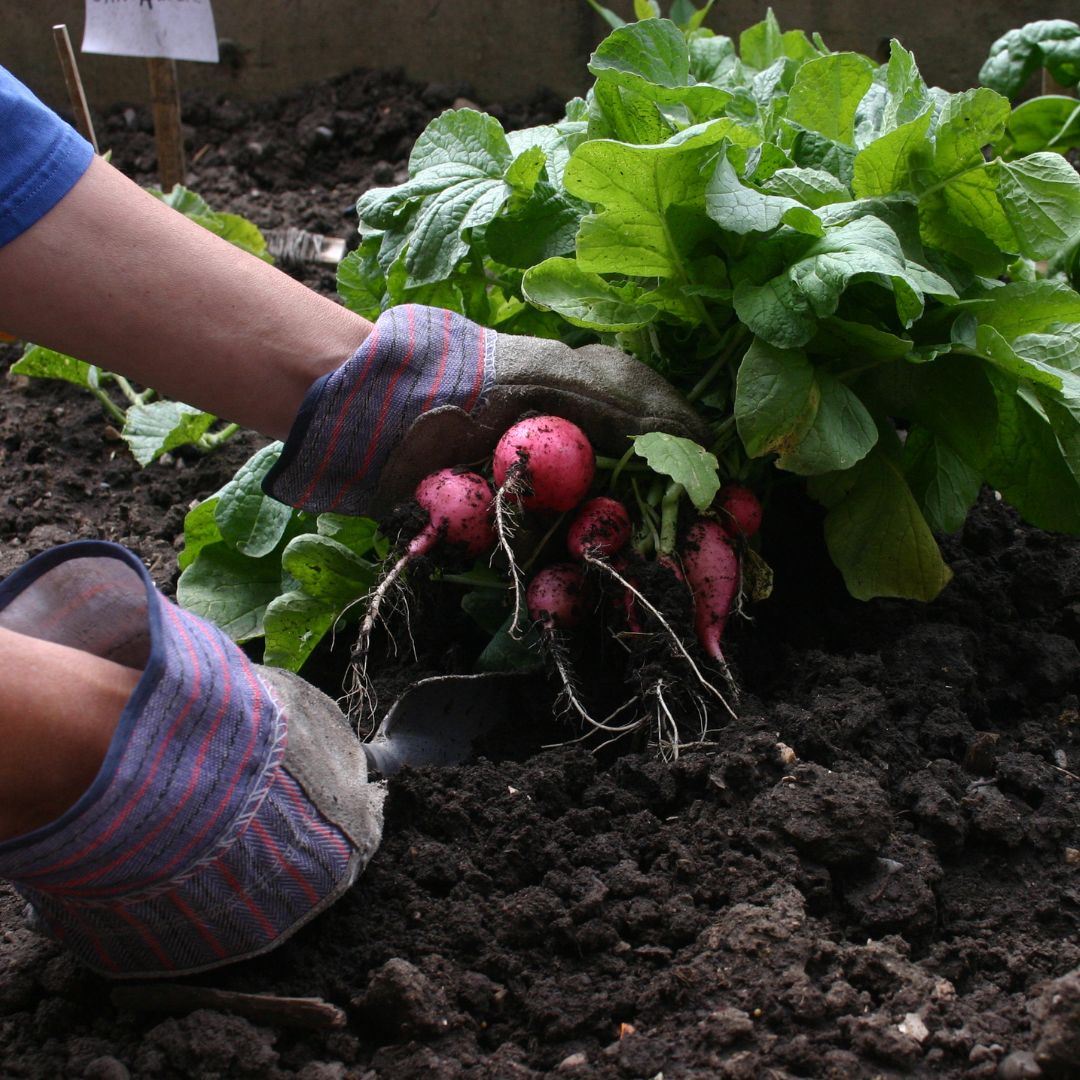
[980, 20, 1080, 99]
[327, 9, 1080, 604]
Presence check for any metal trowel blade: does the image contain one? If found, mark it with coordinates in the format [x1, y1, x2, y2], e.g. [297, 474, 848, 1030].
[362, 671, 528, 776]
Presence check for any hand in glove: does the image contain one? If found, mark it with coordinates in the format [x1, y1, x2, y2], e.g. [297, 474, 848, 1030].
[0, 542, 382, 978]
[264, 304, 709, 515]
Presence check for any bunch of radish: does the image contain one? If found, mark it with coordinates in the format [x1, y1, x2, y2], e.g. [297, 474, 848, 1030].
[353, 414, 763, 753]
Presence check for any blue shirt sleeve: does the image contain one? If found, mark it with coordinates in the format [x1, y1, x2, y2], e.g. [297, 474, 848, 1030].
[0, 66, 94, 248]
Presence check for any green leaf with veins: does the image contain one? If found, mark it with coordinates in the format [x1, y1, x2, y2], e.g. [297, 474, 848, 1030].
[588, 19, 733, 118]
[739, 11, 819, 70]
[281, 534, 375, 604]
[1012, 326, 1080, 374]
[177, 541, 285, 642]
[980, 19, 1080, 99]
[355, 109, 516, 285]
[984, 372, 1080, 533]
[787, 128, 856, 184]
[733, 215, 942, 348]
[990, 153, 1080, 260]
[177, 497, 223, 572]
[932, 89, 1011, 178]
[11, 345, 92, 387]
[337, 242, 386, 321]
[522, 257, 659, 331]
[863, 354, 999, 470]
[487, 182, 582, 268]
[121, 401, 216, 466]
[706, 154, 824, 236]
[507, 123, 588, 192]
[812, 435, 953, 601]
[903, 427, 983, 534]
[760, 167, 850, 208]
[1002, 96, 1080, 156]
[882, 41, 932, 133]
[734, 338, 877, 474]
[853, 108, 935, 197]
[316, 513, 386, 556]
[689, 34, 737, 83]
[590, 79, 673, 145]
[785, 53, 876, 146]
[631, 432, 721, 510]
[214, 442, 296, 558]
[263, 591, 340, 672]
[566, 120, 755, 277]
[958, 280, 1080, 341]
[967, 325, 1065, 390]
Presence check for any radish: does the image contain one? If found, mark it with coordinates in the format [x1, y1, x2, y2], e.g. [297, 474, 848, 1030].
[566, 497, 632, 560]
[411, 468, 496, 557]
[525, 561, 605, 729]
[682, 518, 740, 663]
[491, 415, 596, 636]
[716, 483, 762, 540]
[526, 563, 588, 631]
[493, 416, 595, 512]
[351, 468, 495, 705]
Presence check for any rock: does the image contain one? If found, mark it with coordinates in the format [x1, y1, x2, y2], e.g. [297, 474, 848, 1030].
[1032, 968, 1080, 1076]
[998, 1050, 1042, 1079]
[354, 958, 454, 1042]
[898, 1012, 930, 1043]
[556, 1051, 588, 1071]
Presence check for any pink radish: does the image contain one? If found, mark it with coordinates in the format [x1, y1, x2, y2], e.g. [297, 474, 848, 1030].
[567, 497, 631, 560]
[352, 469, 495, 692]
[411, 468, 496, 557]
[682, 519, 740, 662]
[493, 416, 595, 512]
[492, 415, 595, 636]
[526, 563, 588, 631]
[716, 483, 762, 539]
[525, 562, 602, 726]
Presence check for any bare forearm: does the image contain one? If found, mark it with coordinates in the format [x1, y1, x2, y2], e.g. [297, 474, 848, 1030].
[0, 626, 139, 840]
[0, 156, 373, 439]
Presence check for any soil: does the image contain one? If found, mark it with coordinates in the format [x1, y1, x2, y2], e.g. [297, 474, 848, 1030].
[2, 68, 1079, 1080]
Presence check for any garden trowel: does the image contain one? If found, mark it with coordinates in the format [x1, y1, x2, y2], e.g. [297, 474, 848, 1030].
[361, 671, 531, 776]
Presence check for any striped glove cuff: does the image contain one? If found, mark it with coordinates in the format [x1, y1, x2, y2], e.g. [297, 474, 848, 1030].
[0, 542, 379, 978]
[264, 304, 496, 514]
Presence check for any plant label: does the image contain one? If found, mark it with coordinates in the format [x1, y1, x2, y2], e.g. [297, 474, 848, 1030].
[82, 0, 219, 64]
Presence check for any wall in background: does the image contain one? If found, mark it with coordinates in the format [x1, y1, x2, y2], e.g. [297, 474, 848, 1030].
[3, 0, 1077, 112]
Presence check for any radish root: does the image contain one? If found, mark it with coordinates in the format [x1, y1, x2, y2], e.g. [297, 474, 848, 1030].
[582, 553, 737, 718]
[493, 465, 528, 637]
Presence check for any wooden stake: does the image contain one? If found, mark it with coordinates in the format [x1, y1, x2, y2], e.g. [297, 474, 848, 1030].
[146, 57, 186, 192]
[110, 984, 348, 1031]
[52, 24, 99, 153]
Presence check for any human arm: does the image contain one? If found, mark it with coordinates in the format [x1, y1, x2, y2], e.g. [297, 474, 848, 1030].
[0, 153, 374, 441]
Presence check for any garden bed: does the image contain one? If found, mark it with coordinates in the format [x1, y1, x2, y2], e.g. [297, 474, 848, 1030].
[0, 65, 1078, 1080]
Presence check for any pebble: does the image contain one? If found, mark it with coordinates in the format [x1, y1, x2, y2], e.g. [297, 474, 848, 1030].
[898, 1012, 930, 1043]
[998, 1050, 1042, 1079]
[556, 1052, 588, 1071]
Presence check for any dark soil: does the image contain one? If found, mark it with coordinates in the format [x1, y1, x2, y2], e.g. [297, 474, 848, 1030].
[2, 68, 1079, 1080]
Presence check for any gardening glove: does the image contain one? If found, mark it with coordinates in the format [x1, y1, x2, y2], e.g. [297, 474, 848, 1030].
[0, 541, 383, 979]
[263, 304, 710, 516]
